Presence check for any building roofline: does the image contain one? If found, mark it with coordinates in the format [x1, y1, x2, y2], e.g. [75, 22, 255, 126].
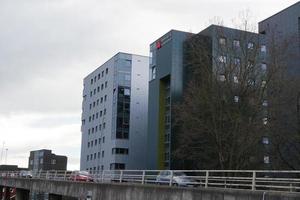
[150, 29, 193, 46]
[84, 52, 148, 80]
[259, 1, 300, 24]
[200, 24, 259, 35]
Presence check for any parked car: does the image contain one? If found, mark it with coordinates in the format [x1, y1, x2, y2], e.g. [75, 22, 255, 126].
[69, 171, 93, 182]
[19, 170, 33, 178]
[156, 171, 199, 187]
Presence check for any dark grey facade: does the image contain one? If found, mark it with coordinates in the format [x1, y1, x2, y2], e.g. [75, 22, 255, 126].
[28, 149, 67, 171]
[259, 2, 300, 169]
[259, 1, 300, 77]
[147, 26, 268, 170]
[147, 30, 193, 169]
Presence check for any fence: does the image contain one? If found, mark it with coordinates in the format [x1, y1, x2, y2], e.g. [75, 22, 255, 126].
[1, 170, 300, 193]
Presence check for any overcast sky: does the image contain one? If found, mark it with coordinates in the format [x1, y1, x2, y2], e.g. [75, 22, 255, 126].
[0, 0, 298, 170]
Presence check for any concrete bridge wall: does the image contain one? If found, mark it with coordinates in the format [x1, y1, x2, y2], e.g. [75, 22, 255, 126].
[0, 178, 300, 200]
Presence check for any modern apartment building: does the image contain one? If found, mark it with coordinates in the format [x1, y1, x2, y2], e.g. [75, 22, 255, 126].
[80, 52, 149, 171]
[28, 149, 67, 171]
[147, 30, 193, 170]
[259, 2, 300, 169]
[259, 1, 300, 77]
[147, 26, 268, 170]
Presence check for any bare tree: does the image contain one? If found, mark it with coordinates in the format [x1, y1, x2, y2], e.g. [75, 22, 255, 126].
[172, 23, 297, 170]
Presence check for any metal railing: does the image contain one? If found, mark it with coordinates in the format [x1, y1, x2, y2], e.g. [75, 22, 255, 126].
[1, 170, 300, 193]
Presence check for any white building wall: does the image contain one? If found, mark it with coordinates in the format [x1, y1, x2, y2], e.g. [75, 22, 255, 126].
[80, 53, 149, 171]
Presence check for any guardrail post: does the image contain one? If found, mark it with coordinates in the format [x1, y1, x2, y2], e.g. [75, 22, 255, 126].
[142, 170, 145, 184]
[119, 170, 123, 183]
[252, 171, 256, 191]
[46, 171, 49, 179]
[101, 170, 105, 183]
[169, 171, 173, 186]
[205, 171, 209, 188]
[54, 171, 57, 179]
[64, 171, 67, 180]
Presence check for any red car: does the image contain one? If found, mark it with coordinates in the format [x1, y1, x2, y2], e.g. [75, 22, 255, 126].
[70, 171, 93, 182]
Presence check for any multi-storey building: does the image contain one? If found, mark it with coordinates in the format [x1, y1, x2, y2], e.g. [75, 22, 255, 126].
[259, 1, 300, 77]
[259, 2, 300, 169]
[80, 52, 149, 171]
[147, 26, 268, 170]
[28, 149, 67, 171]
[147, 30, 193, 170]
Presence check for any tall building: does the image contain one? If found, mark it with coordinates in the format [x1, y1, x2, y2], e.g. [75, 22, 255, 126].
[259, 1, 300, 77]
[258, 2, 300, 169]
[80, 52, 149, 171]
[147, 30, 193, 170]
[28, 149, 67, 171]
[147, 26, 267, 170]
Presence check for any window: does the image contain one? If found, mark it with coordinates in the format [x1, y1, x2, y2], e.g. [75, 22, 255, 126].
[91, 79, 93, 85]
[264, 156, 270, 164]
[40, 158, 43, 164]
[101, 84, 104, 90]
[102, 71, 104, 77]
[233, 40, 240, 48]
[234, 96, 239, 103]
[218, 55, 227, 63]
[104, 95, 107, 101]
[262, 137, 269, 145]
[103, 122, 106, 129]
[98, 74, 100, 80]
[103, 136, 105, 143]
[94, 153, 96, 159]
[101, 97, 103, 103]
[112, 148, 129, 155]
[97, 87, 100, 92]
[106, 68, 108, 74]
[233, 76, 239, 84]
[104, 109, 106, 115]
[105, 81, 108, 88]
[93, 89, 96, 95]
[261, 45, 267, 53]
[247, 60, 254, 69]
[218, 75, 226, 82]
[51, 159, 56, 165]
[102, 151, 104, 157]
[125, 75, 131, 81]
[219, 37, 226, 46]
[87, 155, 89, 161]
[261, 63, 267, 72]
[97, 99, 99, 105]
[262, 100, 268, 107]
[263, 117, 268, 125]
[234, 58, 241, 66]
[88, 129, 90, 134]
[110, 163, 125, 170]
[91, 140, 94, 146]
[90, 91, 92, 97]
[100, 111, 103, 117]
[248, 42, 254, 49]
[88, 142, 90, 148]
[151, 66, 156, 80]
[124, 88, 130, 96]
[98, 152, 100, 159]
[89, 104, 92, 109]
